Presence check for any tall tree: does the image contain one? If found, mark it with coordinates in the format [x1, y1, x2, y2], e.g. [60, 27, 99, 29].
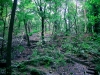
[0, 2, 8, 56]
[24, 18, 30, 46]
[34, 0, 46, 44]
[6, 0, 17, 75]
[83, 0, 87, 33]
[85, 0, 100, 34]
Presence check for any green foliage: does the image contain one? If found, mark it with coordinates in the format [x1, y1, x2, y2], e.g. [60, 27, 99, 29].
[95, 64, 100, 72]
[18, 63, 46, 74]
[31, 47, 66, 67]
[28, 30, 40, 36]
[92, 58, 100, 72]
[81, 42, 91, 50]
[24, 56, 54, 66]
[61, 36, 100, 60]
[88, 15, 96, 26]
[14, 45, 25, 52]
[62, 43, 73, 51]
[1, 0, 100, 74]
[30, 68, 46, 75]
[18, 64, 27, 72]
[55, 54, 66, 66]
[95, 34, 100, 43]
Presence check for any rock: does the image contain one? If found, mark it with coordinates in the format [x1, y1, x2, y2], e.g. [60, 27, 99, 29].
[86, 70, 95, 74]
[88, 68, 96, 71]
[0, 37, 3, 41]
[49, 70, 52, 73]
[51, 66, 56, 69]
[16, 55, 20, 58]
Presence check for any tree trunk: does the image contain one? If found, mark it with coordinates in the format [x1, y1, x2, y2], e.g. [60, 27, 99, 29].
[68, 7, 71, 32]
[18, 21, 20, 28]
[84, 9, 87, 33]
[6, 0, 17, 75]
[41, 17, 45, 44]
[74, 0, 78, 34]
[0, 2, 3, 17]
[0, 3, 5, 56]
[83, 0, 87, 33]
[64, 9, 68, 33]
[93, 5, 99, 34]
[24, 19, 30, 46]
[1, 20, 6, 56]
[27, 21, 31, 33]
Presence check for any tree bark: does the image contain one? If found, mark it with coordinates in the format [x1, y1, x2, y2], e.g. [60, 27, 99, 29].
[1, 6, 7, 56]
[74, 0, 78, 34]
[1, 19, 6, 56]
[83, 0, 87, 33]
[93, 4, 99, 34]
[24, 19, 30, 46]
[6, 0, 17, 75]
[41, 17, 45, 44]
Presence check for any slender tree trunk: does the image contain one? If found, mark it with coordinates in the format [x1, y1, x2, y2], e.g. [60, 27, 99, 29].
[74, 0, 78, 34]
[24, 19, 30, 46]
[27, 22, 31, 33]
[6, 0, 17, 75]
[53, 4, 58, 38]
[18, 21, 20, 28]
[93, 5, 99, 34]
[45, 24, 47, 33]
[49, 1, 51, 31]
[1, 20, 6, 56]
[64, 8, 67, 33]
[0, 3, 4, 56]
[83, 0, 87, 33]
[0, 2, 3, 17]
[67, 6, 71, 32]
[84, 9, 87, 33]
[64, 0, 70, 35]
[92, 26, 94, 33]
[41, 17, 45, 44]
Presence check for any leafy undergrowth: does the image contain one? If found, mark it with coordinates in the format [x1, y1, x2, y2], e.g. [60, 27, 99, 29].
[60, 34, 100, 73]
[12, 33, 100, 74]
[13, 42, 66, 74]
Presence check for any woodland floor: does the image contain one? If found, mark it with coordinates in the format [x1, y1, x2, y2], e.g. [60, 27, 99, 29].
[0, 32, 98, 75]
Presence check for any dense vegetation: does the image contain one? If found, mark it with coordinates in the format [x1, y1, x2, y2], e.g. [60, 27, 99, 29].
[0, 0, 100, 75]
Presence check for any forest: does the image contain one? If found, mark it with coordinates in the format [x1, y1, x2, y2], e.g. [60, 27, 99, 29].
[0, 0, 100, 75]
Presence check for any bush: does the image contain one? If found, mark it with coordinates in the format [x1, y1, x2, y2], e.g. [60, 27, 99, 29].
[18, 64, 27, 72]
[24, 56, 54, 66]
[30, 68, 46, 75]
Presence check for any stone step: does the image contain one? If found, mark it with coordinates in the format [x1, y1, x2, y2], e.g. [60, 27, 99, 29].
[90, 65, 96, 68]
[88, 68, 96, 71]
[86, 70, 95, 74]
